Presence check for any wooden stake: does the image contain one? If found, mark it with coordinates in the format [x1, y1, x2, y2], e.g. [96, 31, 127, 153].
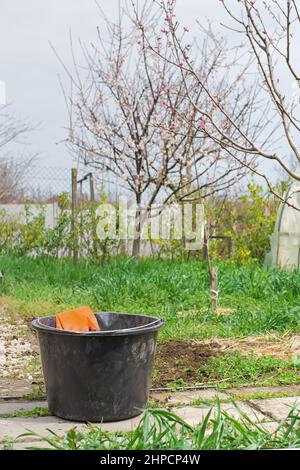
[71, 168, 78, 264]
[210, 267, 218, 311]
[204, 223, 219, 311]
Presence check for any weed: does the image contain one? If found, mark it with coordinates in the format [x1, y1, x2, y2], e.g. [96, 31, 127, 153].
[17, 405, 300, 450]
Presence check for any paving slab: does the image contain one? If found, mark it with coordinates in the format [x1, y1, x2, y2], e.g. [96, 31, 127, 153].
[2, 402, 263, 445]
[7, 422, 283, 450]
[170, 406, 211, 426]
[166, 389, 228, 405]
[10, 440, 52, 450]
[220, 402, 267, 422]
[250, 396, 300, 421]
[172, 401, 266, 426]
[227, 385, 300, 398]
[0, 378, 34, 399]
[150, 391, 170, 403]
[0, 413, 143, 444]
[0, 400, 48, 415]
[259, 421, 280, 433]
[0, 394, 298, 447]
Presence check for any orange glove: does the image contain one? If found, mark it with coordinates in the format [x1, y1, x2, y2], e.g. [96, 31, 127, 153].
[56, 306, 100, 332]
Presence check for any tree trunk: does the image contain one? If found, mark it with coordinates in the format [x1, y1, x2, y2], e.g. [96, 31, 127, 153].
[132, 233, 141, 258]
[132, 197, 142, 258]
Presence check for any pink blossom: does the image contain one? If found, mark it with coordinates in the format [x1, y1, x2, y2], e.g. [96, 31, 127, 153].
[183, 26, 189, 33]
[199, 119, 206, 130]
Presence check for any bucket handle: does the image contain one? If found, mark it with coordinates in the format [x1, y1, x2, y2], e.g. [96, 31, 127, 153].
[34, 317, 162, 334]
[103, 318, 162, 333]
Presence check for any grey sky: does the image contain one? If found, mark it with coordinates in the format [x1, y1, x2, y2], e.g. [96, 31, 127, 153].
[0, 0, 226, 168]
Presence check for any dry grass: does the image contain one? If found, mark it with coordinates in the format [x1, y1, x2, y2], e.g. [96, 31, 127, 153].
[195, 333, 300, 361]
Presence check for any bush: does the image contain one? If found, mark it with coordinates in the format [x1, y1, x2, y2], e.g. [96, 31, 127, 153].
[0, 195, 118, 261]
[0, 183, 286, 264]
[206, 183, 282, 265]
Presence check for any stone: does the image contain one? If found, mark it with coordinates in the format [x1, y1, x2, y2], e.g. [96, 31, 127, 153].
[226, 385, 300, 398]
[171, 406, 212, 426]
[166, 389, 228, 405]
[250, 396, 300, 420]
[11, 439, 52, 450]
[0, 400, 48, 415]
[172, 401, 266, 426]
[1, 394, 299, 448]
[0, 414, 143, 444]
[220, 402, 266, 422]
[0, 378, 34, 399]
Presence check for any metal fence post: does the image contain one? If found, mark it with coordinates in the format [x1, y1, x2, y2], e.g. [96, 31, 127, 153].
[89, 172, 98, 258]
[89, 172, 95, 202]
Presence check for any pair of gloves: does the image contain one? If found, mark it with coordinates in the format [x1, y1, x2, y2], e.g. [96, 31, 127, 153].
[56, 306, 100, 332]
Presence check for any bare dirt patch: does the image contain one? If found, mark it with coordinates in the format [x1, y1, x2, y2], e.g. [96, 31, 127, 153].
[1, 299, 299, 395]
[152, 340, 221, 387]
[152, 334, 300, 388]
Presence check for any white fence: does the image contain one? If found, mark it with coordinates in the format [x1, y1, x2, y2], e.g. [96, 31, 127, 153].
[0, 203, 59, 228]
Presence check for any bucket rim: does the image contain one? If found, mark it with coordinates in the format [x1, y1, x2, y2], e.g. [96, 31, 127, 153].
[32, 311, 165, 336]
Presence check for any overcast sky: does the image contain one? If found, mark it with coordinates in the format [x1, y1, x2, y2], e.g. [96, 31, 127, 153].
[0, 0, 228, 168]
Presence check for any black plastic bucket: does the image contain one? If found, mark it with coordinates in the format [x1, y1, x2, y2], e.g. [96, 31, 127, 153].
[32, 312, 164, 422]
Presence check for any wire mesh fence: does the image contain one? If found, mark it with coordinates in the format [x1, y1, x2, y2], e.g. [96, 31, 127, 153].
[22, 166, 72, 201]
[0, 164, 133, 231]
[0, 164, 205, 259]
[0, 164, 132, 204]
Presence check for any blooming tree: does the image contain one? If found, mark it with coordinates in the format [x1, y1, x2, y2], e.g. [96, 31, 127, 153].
[149, 0, 300, 206]
[64, 1, 263, 256]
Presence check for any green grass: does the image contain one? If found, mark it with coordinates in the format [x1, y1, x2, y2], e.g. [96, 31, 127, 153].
[1, 254, 300, 389]
[0, 407, 50, 419]
[151, 351, 300, 390]
[22, 384, 46, 401]
[1, 254, 300, 340]
[198, 352, 300, 389]
[14, 406, 300, 450]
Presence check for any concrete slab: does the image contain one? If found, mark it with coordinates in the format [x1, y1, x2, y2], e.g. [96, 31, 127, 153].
[250, 396, 300, 421]
[0, 413, 143, 443]
[11, 440, 52, 450]
[0, 394, 298, 447]
[220, 402, 266, 422]
[227, 385, 300, 398]
[259, 422, 280, 433]
[166, 389, 228, 405]
[172, 401, 266, 426]
[149, 391, 170, 403]
[170, 406, 210, 426]
[0, 378, 34, 399]
[0, 400, 48, 415]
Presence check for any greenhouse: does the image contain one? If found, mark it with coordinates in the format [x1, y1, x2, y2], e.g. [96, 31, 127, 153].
[266, 182, 300, 270]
